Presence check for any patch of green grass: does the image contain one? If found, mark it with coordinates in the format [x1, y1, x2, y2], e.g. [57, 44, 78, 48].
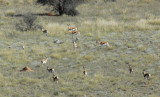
[137, 44, 146, 51]
[0, 48, 29, 64]
[142, 54, 159, 63]
[80, 54, 95, 62]
[126, 43, 135, 48]
[0, 73, 5, 87]
[18, 77, 41, 85]
[139, 0, 154, 3]
[46, 23, 66, 38]
[68, 91, 84, 97]
[148, 19, 160, 25]
[50, 53, 62, 60]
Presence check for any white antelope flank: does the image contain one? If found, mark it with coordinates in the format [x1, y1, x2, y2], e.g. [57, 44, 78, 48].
[41, 58, 48, 65]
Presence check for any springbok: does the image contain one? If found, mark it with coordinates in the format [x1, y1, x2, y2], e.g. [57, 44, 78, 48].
[142, 70, 151, 80]
[47, 66, 54, 73]
[129, 65, 133, 74]
[67, 24, 77, 32]
[41, 58, 48, 65]
[41, 28, 48, 34]
[19, 66, 34, 72]
[53, 74, 59, 83]
[96, 41, 110, 47]
[83, 66, 87, 76]
[71, 30, 80, 36]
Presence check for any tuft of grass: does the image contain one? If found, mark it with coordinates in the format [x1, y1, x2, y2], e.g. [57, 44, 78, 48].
[108, 46, 114, 50]
[139, 0, 154, 3]
[121, 16, 139, 21]
[46, 23, 66, 38]
[142, 54, 159, 63]
[68, 91, 84, 97]
[26, 0, 35, 4]
[137, 45, 146, 51]
[148, 94, 159, 97]
[80, 55, 95, 61]
[18, 77, 41, 85]
[5, 10, 15, 16]
[126, 43, 135, 48]
[85, 32, 93, 37]
[50, 53, 62, 59]
[135, 19, 151, 31]
[0, 73, 5, 87]
[30, 45, 47, 56]
[53, 91, 59, 96]
[148, 19, 160, 25]
[60, 86, 74, 94]
[94, 73, 104, 82]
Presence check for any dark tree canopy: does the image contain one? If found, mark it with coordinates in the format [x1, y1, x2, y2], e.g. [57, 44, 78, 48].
[37, 0, 84, 16]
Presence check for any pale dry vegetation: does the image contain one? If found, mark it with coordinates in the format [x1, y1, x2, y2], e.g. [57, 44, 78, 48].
[0, 0, 160, 97]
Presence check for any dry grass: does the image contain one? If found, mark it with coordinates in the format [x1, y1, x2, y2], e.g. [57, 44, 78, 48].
[0, 0, 160, 96]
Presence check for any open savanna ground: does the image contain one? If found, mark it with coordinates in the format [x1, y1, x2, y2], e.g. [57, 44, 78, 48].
[0, 0, 160, 97]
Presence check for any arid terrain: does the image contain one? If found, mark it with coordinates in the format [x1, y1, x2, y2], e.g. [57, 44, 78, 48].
[0, 0, 160, 97]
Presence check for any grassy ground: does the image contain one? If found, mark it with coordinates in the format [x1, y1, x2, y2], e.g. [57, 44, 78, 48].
[0, 0, 160, 97]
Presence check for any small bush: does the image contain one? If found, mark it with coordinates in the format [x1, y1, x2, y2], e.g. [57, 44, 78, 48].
[23, 14, 37, 30]
[16, 13, 41, 31]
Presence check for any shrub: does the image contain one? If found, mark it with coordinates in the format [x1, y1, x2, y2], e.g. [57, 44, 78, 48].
[37, 0, 85, 16]
[16, 13, 41, 31]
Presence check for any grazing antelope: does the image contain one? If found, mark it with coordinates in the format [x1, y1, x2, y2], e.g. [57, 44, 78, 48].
[96, 41, 110, 47]
[53, 74, 59, 83]
[129, 65, 133, 74]
[83, 66, 87, 76]
[73, 41, 77, 49]
[19, 66, 34, 72]
[67, 24, 77, 32]
[41, 58, 48, 65]
[71, 30, 80, 36]
[47, 66, 54, 73]
[41, 28, 48, 34]
[142, 70, 151, 80]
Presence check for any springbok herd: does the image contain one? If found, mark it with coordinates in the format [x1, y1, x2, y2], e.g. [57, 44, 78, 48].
[18, 24, 151, 84]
